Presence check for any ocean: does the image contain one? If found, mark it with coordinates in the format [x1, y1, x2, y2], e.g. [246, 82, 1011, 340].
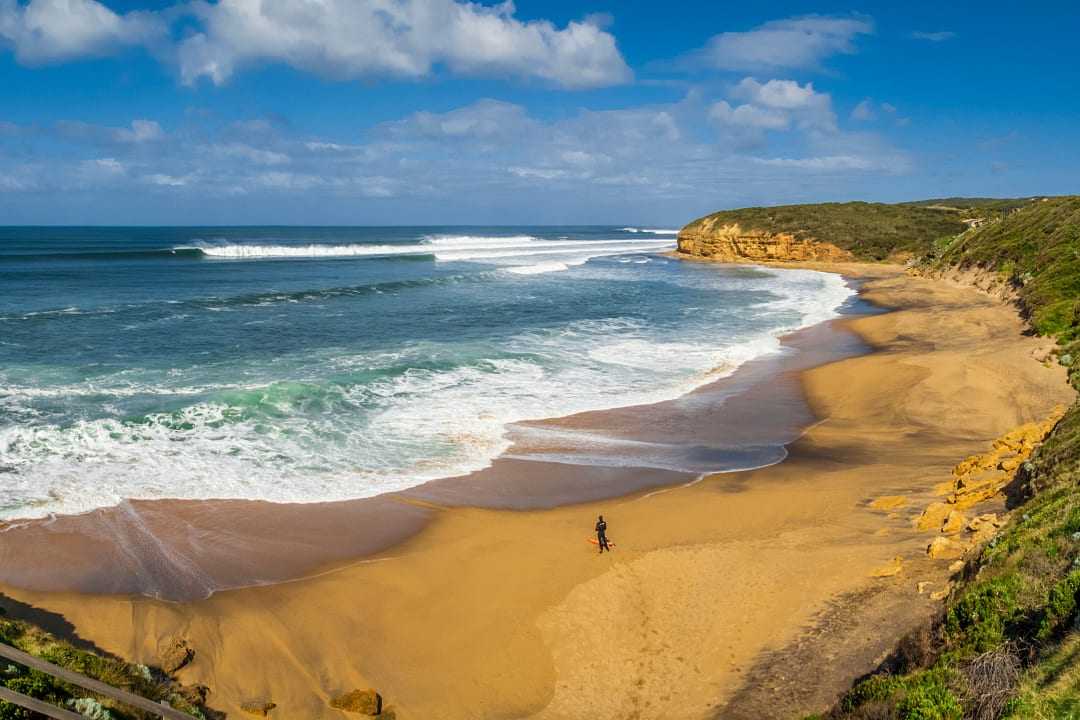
[0, 226, 855, 520]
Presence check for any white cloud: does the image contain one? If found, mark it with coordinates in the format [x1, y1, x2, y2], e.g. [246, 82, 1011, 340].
[851, 99, 874, 121]
[176, 0, 631, 89]
[0, 94, 913, 213]
[0, 0, 162, 63]
[143, 172, 190, 187]
[911, 31, 956, 42]
[755, 155, 876, 170]
[689, 15, 872, 72]
[731, 78, 836, 131]
[383, 99, 534, 140]
[113, 119, 164, 143]
[709, 101, 789, 130]
[213, 143, 290, 166]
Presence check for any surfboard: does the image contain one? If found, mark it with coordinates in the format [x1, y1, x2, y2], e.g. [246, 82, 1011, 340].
[588, 538, 615, 548]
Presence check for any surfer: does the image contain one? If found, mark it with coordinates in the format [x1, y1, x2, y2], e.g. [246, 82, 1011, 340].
[595, 515, 610, 553]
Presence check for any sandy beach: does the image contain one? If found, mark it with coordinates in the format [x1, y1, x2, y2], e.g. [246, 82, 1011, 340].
[0, 261, 1072, 719]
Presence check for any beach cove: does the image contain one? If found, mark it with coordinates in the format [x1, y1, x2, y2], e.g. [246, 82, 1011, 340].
[0, 259, 1071, 719]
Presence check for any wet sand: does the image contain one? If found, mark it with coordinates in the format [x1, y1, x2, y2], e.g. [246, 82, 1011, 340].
[0, 262, 1073, 719]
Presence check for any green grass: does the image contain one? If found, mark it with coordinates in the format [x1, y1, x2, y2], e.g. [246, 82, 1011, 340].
[818, 195, 1080, 720]
[0, 614, 210, 719]
[680, 200, 974, 261]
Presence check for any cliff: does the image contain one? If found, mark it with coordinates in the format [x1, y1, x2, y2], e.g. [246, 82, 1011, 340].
[676, 221, 853, 262]
[676, 200, 981, 262]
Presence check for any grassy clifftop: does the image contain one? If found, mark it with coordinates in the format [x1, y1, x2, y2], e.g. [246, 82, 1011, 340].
[816, 196, 1080, 720]
[932, 196, 1080, 345]
[680, 201, 972, 261]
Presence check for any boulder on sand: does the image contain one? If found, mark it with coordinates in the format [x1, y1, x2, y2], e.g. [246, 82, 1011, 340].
[157, 635, 194, 675]
[915, 502, 952, 532]
[330, 689, 383, 715]
[870, 495, 909, 511]
[240, 700, 277, 717]
[941, 509, 966, 534]
[927, 536, 966, 560]
[871, 556, 904, 578]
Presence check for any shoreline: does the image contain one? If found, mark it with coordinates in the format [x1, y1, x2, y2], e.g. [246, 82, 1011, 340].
[0, 264, 868, 600]
[0, 260, 1073, 719]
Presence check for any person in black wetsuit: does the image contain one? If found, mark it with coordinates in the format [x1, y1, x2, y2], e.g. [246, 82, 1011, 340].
[595, 514, 610, 553]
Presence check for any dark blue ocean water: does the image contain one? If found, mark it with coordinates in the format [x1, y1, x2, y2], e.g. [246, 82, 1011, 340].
[0, 226, 853, 519]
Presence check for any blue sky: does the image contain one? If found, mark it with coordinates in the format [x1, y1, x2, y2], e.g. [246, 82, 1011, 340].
[0, 0, 1077, 225]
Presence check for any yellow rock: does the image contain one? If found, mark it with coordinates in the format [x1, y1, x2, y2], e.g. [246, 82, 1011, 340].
[952, 454, 987, 477]
[998, 454, 1023, 473]
[928, 536, 967, 560]
[930, 586, 951, 601]
[932, 479, 956, 496]
[941, 510, 966, 534]
[871, 556, 904, 578]
[915, 502, 953, 532]
[948, 560, 965, 573]
[870, 495, 909, 511]
[967, 513, 1001, 533]
[917, 581, 934, 594]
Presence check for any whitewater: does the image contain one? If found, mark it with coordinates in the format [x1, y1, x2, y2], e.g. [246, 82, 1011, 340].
[0, 226, 856, 519]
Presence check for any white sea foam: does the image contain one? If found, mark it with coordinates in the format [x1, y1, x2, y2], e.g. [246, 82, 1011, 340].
[186, 236, 674, 260]
[620, 227, 679, 234]
[0, 262, 855, 520]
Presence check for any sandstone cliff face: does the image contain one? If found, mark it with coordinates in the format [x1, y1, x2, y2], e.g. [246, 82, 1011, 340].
[676, 221, 853, 263]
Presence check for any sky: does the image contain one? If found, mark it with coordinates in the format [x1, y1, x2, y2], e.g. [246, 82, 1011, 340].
[0, 0, 1077, 225]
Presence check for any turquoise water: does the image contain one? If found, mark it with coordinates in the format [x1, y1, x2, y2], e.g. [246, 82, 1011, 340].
[0, 226, 854, 519]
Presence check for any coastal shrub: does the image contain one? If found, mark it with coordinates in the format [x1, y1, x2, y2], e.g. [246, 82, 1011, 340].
[945, 575, 1025, 653]
[0, 701, 31, 720]
[896, 680, 962, 720]
[0, 616, 212, 719]
[1037, 570, 1080, 639]
[68, 697, 113, 720]
[840, 670, 962, 720]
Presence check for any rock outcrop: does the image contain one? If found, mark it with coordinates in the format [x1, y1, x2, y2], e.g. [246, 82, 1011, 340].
[676, 222, 853, 263]
[157, 635, 194, 675]
[914, 408, 1065, 562]
[240, 700, 277, 716]
[329, 689, 382, 715]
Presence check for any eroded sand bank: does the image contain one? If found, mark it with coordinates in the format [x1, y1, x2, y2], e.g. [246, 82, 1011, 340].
[1, 264, 1072, 719]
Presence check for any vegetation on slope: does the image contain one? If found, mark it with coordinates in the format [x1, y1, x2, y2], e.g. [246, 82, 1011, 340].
[813, 196, 1080, 720]
[0, 609, 212, 720]
[681, 201, 972, 261]
[932, 196, 1080, 349]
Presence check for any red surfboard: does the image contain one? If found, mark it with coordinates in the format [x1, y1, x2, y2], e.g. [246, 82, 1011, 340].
[588, 538, 615, 548]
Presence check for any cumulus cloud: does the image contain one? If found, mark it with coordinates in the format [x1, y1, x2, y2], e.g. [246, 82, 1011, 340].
[0, 0, 630, 89]
[0, 0, 163, 63]
[686, 15, 872, 72]
[911, 30, 956, 42]
[175, 0, 631, 89]
[730, 78, 836, 131]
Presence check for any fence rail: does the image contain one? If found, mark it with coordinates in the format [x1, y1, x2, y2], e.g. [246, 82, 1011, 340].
[0, 686, 84, 720]
[0, 642, 192, 720]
